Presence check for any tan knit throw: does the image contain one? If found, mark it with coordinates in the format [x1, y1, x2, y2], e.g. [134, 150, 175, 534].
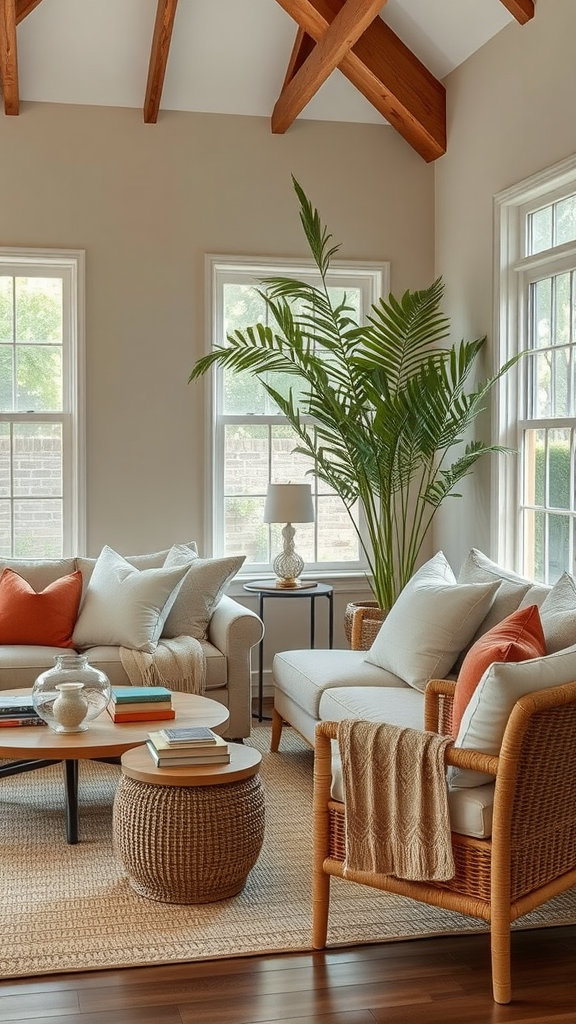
[119, 635, 206, 695]
[338, 719, 455, 882]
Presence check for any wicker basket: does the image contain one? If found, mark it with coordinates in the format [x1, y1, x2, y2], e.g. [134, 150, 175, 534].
[344, 601, 386, 650]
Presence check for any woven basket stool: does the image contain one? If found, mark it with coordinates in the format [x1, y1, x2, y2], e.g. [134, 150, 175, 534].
[113, 743, 264, 904]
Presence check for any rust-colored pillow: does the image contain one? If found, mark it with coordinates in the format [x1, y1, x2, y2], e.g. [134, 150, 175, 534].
[0, 568, 83, 647]
[451, 604, 547, 736]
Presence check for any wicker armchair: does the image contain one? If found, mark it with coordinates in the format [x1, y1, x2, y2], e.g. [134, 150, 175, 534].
[312, 677, 576, 1004]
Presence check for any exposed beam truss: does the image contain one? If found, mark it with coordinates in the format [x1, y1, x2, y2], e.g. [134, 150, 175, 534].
[273, 0, 446, 162]
[0, 0, 19, 115]
[144, 0, 179, 124]
[272, 0, 386, 135]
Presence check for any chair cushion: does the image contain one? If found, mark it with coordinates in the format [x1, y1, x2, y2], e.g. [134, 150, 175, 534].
[273, 649, 408, 720]
[72, 546, 189, 653]
[319, 685, 424, 728]
[364, 552, 500, 692]
[162, 545, 245, 641]
[451, 604, 547, 736]
[450, 643, 576, 788]
[0, 568, 82, 648]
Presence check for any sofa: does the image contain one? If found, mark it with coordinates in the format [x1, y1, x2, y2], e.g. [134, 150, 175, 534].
[0, 543, 264, 739]
[271, 548, 576, 837]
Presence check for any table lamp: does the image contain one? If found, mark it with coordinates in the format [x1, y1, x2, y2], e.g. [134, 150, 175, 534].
[263, 483, 315, 588]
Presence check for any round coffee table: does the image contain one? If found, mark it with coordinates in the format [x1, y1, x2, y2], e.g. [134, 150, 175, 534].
[0, 690, 229, 844]
[113, 743, 264, 904]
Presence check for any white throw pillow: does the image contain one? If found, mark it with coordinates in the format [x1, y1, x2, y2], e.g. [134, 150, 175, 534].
[537, 572, 576, 653]
[72, 545, 190, 652]
[364, 551, 501, 692]
[457, 548, 533, 637]
[76, 541, 198, 594]
[450, 643, 576, 788]
[162, 545, 245, 640]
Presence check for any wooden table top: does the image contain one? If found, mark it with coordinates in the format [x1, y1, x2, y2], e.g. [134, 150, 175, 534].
[0, 690, 230, 760]
[120, 742, 262, 788]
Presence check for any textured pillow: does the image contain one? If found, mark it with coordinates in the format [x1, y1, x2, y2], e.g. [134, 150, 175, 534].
[537, 572, 576, 653]
[451, 604, 547, 736]
[0, 567, 82, 647]
[72, 546, 190, 652]
[364, 551, 501, 692]
[457, 548, 533, 639]
[450, 643, 576, 788]
[162, 545, 245, 640]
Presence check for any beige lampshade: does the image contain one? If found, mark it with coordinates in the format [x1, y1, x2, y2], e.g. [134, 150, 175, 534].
[263, 483, 315, 524]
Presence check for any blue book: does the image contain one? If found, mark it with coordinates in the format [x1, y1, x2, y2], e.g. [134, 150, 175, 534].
[111, 686, 172, 704]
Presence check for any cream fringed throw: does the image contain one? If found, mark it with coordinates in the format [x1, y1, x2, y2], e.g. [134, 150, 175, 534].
[338, 719, 455, 882]
[119, 636, 206, 695]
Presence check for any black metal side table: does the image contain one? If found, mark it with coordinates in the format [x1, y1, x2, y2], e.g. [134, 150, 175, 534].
[243, 581, 334, 722]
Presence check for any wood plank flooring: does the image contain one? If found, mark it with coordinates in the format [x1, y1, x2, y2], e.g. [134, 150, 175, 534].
[1, 704, 574, 1022]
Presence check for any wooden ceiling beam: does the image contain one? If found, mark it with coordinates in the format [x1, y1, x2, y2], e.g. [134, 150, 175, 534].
[281, 26, 316, 91]
[0, 0, 19, 115]
[272, 0, 386, 134]
[15, 0, 44, 25]
[273, 0, 445, 162]
[144, 0, 179, 124]
[498, 0, 534, 25]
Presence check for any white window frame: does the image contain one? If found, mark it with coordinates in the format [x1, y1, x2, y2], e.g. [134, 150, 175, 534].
[204, 254, 390, 574]
[0, 247, 86, 557]
[494, 153, 576, 575]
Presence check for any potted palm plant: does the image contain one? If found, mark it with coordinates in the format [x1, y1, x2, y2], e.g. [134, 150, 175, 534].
[189, 177, 514, 633]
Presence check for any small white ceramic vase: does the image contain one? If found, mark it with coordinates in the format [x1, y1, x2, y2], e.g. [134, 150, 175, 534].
[52, 682, 89, 732]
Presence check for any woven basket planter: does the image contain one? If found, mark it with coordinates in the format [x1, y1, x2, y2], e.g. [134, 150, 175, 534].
[344, 601, 387, 650]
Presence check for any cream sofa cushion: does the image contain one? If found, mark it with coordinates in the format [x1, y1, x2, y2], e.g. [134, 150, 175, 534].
[0, 558, 77, 592]
[72, 546, 189, 653]
[365, 552, 500, 692]
[273, 649, 408, 720]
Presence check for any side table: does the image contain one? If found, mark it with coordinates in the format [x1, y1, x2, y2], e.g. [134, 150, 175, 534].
[243, 581, 334, 721]
[113, 743, 264, 904]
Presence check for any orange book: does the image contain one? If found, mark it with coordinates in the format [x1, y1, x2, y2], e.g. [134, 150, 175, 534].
[107, 707, 176, 723]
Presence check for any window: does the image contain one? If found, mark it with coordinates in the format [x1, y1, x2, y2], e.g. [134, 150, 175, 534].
[206, 255, 389, 575]
[0, 249, 85, 558]
[495, 156, 576, 583]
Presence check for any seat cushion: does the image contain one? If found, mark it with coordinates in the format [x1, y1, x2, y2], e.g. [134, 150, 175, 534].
[273, 649, 408, 720]
[84, 642, 226, 691]
[0, 645, 74, 688]
[319, 685, 424, 728]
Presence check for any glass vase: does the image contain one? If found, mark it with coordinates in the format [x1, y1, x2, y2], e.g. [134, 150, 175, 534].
[32, 655, 111, 733]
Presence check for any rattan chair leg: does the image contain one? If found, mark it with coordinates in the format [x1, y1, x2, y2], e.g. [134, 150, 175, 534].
[270, 708, 283, 751]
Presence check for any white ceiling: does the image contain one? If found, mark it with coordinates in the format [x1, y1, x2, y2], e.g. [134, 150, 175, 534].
[16, 0, 515, 125]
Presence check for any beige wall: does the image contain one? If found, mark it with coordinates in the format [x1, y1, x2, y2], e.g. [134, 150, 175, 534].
[0, 102, 434, 560]
[434, 0, 576, 572]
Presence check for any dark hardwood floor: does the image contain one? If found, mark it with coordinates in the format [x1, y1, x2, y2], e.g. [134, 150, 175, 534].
[1, 700, 574, 1023]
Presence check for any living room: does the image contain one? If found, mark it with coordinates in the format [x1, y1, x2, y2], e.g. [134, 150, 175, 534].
[1, 0, 575, 1020]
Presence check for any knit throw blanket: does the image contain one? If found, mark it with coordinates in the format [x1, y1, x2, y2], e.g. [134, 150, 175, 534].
[338, 719, 455, 882]
[119, 636, 206, 695]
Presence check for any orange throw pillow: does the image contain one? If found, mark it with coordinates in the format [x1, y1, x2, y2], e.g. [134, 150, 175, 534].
[0, 568, 83, 647]
[451, 604, 547, 736]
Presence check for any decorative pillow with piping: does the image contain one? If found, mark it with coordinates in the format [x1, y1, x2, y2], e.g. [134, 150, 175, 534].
[457, 548, 533, 638]
[451, 604, 547, 737]
[162, 545, 245, 640]
[364, 551, 501, 693]
[0, 568, 82, 648]
[72, 545, 190, 653]
[450, 643, 576, 788]
[536, 572, 576, 653]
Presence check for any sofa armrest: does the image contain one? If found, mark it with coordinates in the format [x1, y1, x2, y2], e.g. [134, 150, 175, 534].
[208, 594, 264, 738]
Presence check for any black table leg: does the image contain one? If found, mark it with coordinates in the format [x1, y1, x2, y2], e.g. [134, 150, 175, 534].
[63, 759, 79, 845]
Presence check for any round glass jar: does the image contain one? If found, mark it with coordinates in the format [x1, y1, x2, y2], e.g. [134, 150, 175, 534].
[32, 655, 112, 733]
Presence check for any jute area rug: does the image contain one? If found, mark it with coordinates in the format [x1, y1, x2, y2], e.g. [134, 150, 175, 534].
[1, 726, 575, 980]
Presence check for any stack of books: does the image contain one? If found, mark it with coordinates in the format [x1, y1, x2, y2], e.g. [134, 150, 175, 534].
[106, 686, 175, 723]
[0, 695, 46, 727]
[146, 726, 230, 767]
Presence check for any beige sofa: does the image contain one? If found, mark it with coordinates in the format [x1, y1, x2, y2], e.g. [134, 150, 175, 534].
[272, 549, 576, 838]
[0, 547, 264, 739]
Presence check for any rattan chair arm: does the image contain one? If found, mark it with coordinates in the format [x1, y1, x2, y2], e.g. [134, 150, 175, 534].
[424, 678, 456, 734]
